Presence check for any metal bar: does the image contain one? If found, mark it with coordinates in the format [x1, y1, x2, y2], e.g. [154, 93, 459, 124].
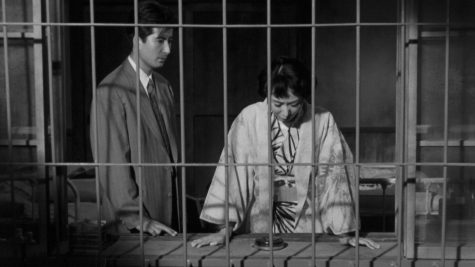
[0, 21, 472, 28]
[32, 0, 48, 255]
[45, 0, 61, 253]
[355, 1, 361, 264]
[311, 0, 317, 266]
[404, 0, 419, 258]
[440, 0, 451, 265]
[418, 140, 472, 147]
[178, 0, 187, 266]
[0, 32, 37, 38]
[88, 0, 102, 262]
[1, 0, 13, 208]
[45, 0, 56, 172]
[397, 165, 404, 267]
[0, 1, 10, 150]
[355, 0, 361, 165]
[0, 139, 38, 146]
[222, 1, 230, 267]
[355, 165, 361, 266]
[131, 1, 145, 266]
[396, 0, 406, 265]
[266, 0, 275, 265]
[0, 138, 448, 148]
[55, 1, 69, 244]
[3, 161, 475, 168]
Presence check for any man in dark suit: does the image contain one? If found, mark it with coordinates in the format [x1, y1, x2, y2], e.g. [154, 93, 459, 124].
[90, 0, 178, 236]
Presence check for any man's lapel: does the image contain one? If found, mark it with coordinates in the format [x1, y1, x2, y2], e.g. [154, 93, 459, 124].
[123, 61, 163, 140]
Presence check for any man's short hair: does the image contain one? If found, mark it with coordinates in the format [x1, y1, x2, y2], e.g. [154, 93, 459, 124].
[126, 0, 176, 41]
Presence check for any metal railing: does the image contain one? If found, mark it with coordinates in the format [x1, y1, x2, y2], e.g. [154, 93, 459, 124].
[1, 0, 474, 266]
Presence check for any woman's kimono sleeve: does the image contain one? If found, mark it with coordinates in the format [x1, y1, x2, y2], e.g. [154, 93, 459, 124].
[200, 112, 256, 231]
[315, 113, 357, 235]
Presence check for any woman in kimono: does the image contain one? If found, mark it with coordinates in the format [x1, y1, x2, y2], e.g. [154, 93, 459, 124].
[190, 57, 379, 249]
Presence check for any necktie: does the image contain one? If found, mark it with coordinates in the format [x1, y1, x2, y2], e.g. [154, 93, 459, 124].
[147, 78, 175, 166]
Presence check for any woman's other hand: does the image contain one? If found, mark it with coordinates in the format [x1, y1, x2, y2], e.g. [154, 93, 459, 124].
[190, 229, 227, 248]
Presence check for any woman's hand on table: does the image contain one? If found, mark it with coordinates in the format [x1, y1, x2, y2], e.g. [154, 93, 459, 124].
[190, 228, 227, 248]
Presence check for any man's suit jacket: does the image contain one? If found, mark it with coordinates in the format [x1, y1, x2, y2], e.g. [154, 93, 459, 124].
[90, 59, 178, 232]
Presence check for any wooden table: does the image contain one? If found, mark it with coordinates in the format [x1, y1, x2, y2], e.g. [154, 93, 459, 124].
[68, 233, 407, 267]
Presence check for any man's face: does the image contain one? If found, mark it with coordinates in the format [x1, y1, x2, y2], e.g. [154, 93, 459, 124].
[138, 27, 173, 73]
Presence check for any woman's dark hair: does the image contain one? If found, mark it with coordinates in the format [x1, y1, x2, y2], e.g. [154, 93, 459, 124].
[126, 0, 176, 42]
[258, 57, 314, 101]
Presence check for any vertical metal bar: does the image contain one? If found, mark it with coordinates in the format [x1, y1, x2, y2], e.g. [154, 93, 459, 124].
[355, 165, 361, 265]
[222, 1, 230, 267]
[266, 0, 274, 266]
[53, 1, 68, 242]
[404, 0, 418, 258]
[59, 2, 69, 168]
[1, 0, 13, 214]
[45, 0, 60, 251]
[440, 0, 450, 265]
[178, 0, 188, 266]
[355, 2, 361, 165]
[131, 0, 145, 266]
[45, 0, 56, 173]
[89, 0, 102, 261]
[56, 0, 67, 161]
[310, 0, 316, 266]
[396, 0, 406, 265]
[32, 0, 48, 255]
[355, 0, 361, 265]
[397, 164, 404, 267]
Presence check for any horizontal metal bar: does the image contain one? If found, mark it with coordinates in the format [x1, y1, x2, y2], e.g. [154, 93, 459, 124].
[0, 126, 36, 135]
[1, 162, 475, 167]
[1, 21, 475, 28]
[419, 140, 475, 147]
[0, 139, 37, 146]
[0, 32, 36, 38]
[421, 30, 475, 38]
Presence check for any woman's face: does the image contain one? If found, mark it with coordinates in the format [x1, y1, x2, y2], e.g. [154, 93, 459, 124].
[271, 89, 304, 127]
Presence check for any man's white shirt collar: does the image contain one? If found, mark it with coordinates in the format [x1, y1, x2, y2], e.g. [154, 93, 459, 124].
[128, 56, 153, 96]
